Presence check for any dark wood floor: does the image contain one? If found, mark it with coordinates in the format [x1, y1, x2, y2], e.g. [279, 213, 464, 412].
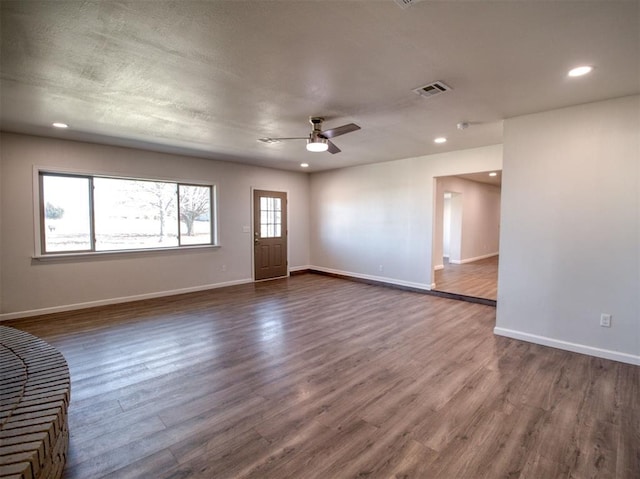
[434, 256, 498, 300]
[5, 274, 638, 479]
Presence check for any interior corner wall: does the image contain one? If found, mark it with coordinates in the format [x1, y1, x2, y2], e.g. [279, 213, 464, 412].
[0, 132, 310, 317]
[308, 144, 503, 289]
[496, 95, 640, 364]
[432, 176, 501, 268]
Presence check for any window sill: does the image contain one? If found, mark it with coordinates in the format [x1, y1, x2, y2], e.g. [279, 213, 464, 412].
[32, 244, 221, 262]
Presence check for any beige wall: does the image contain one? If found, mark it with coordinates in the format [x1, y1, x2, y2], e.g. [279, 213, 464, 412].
[309, 145, 503, 289]
[496, 95, 639, 363]
[0, 133, 310, 317]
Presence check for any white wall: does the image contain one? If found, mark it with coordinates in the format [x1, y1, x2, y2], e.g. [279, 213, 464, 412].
[496, 95, 640, 364]
[0, 133, 310, 317]
[448, 193, 463, 264]
[309, 144, 503, 289]
[433, 176, 501, 268]
[442, 195, 451, 258]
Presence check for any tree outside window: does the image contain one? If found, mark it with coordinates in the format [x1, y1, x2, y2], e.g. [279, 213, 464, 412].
[39, 172, 215, 254]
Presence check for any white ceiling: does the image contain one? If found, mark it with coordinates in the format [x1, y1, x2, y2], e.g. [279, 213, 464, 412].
[1, 1, 638, 172]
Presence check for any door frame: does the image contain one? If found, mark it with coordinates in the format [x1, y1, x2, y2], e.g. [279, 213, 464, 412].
[250, 187, 290, 281]
[430, 173, 502, 300]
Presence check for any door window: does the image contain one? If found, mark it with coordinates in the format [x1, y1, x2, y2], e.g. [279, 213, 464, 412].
[260, 196, 282, 238]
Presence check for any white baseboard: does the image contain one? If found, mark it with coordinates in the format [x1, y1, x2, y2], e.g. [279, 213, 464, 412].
[0, 278, 253, 321]
[289, 265, 312, 272]
[494, 327, 640, 366]
[434, 264, 444, 271]
[450, 252, 499, 265]
[309, 266, 431, 291]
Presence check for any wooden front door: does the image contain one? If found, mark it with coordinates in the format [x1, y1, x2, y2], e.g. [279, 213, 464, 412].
[253, 189, 288, 280]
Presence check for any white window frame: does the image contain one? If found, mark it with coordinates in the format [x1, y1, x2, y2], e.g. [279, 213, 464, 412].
[33, 166, 219, 259]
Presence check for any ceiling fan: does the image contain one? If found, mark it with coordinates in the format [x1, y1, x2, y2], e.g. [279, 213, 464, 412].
[258, 117, 361, 154]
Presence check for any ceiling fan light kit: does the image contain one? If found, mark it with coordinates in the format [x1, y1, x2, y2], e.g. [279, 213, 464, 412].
[306, 137, 329, 152]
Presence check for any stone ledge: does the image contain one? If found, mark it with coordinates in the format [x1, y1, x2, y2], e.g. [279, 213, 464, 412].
[0, 326, 70, 479]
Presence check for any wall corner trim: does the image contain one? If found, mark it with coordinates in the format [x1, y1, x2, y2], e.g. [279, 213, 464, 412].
[493, 327, 640, 366]
[289, 265, 312, 273]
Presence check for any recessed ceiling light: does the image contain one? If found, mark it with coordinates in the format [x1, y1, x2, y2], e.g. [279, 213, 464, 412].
[489, 172, 497, 177]
[300, 163, 309, 168]
[568, 66, 593, 77]
[434, 137, 447, 144]
[52, 122, 68, 128]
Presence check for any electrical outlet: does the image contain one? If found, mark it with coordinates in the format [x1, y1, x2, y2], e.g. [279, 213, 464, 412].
[600, 313, 612, 328]
[221, 264, 227, 272]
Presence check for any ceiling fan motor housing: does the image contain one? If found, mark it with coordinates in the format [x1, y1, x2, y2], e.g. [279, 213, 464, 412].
[310, 117, 325, 131]
[309, 118, 328, 147]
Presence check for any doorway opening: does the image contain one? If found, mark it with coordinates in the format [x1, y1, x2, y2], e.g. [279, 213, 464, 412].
[432, 172, 501, 302]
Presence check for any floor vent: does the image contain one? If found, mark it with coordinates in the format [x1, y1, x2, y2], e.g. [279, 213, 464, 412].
[413, 81, 452, 99]
[394, 0, 423, 9]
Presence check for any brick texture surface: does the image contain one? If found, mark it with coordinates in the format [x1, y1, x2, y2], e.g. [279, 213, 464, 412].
[0, 326, 70, 479]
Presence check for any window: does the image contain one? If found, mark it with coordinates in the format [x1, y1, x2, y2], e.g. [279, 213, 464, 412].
[39, 172, 215, 254]
[260, 196, 282, 238]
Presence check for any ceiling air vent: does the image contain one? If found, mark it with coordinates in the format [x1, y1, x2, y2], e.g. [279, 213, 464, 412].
[412, 81, 452, 99]
[394, 0, 423, 9]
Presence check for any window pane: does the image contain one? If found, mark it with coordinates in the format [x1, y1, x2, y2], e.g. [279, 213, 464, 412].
[179, 185, 212, 245]
[42, 175, 91, 252]
[41, 172, 216, 254]
[259, 195, 283, 238]
[94, 178, 179, 250]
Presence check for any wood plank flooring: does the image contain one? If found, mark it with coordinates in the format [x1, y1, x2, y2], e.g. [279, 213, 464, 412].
[5, 273, 639, 479]
[434, 256, 499, 300]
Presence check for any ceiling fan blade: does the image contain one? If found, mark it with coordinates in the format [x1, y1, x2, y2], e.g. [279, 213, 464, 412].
[258, 137, 307, 143]
[321, 123, 361, 139]
[327, 140, 341, 154]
